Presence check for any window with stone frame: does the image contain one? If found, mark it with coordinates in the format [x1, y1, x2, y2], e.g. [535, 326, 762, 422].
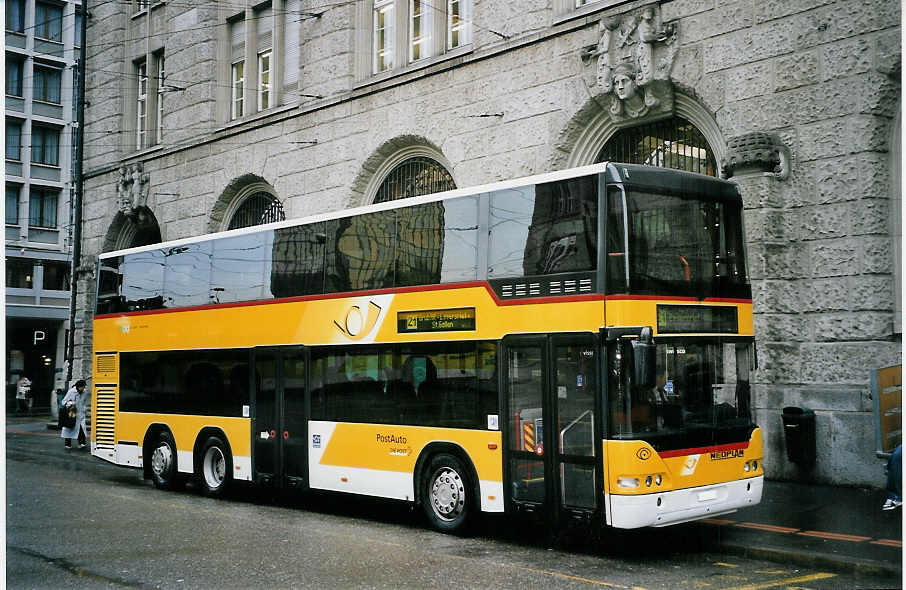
[596, 117, 717, 177]
[227, 191, 285, 230]
[35, 1, 64, 42]
[136, 60, 148, 149]
[31, 124, 61, 166]
[228, 3, 286, 121]
[361, 0, 472, 78]
[374, 157, 455, 203]
[155, 52, 165, 144]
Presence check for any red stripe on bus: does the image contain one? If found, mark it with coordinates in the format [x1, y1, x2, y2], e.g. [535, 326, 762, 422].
[604, 295, 753, 304]
[658, 441, 750, 459]
[94, 281, 605, 319]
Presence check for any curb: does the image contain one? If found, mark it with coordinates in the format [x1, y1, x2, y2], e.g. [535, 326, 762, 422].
[720, 541, 903, 579]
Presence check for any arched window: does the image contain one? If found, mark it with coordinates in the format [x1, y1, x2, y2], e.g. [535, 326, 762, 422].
[374, 156, 455, 203]
[596, 117, 717, 177]
[227, 191, 285, 230]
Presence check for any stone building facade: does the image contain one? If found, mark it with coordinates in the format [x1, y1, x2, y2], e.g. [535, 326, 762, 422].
[79, 0, 901, 486]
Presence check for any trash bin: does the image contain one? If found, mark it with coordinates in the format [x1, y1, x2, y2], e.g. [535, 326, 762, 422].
[781, 406, 816, 464]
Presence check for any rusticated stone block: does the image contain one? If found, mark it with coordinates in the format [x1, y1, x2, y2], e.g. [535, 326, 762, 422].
[775, 51, 821, 91]
[812, 312, 893, 342]
[810, 238, 859, 277]
[754, 313, 809, 342]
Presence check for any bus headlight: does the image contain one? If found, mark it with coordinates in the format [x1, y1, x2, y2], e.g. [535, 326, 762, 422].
[655, 474, 662, 486]
[645, 476, 652, 487]
[743, 462, 750, 472]
[617, 477, 640, 489]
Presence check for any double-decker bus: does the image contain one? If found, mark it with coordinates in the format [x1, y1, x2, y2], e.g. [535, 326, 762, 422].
[91, 163, 762, 533]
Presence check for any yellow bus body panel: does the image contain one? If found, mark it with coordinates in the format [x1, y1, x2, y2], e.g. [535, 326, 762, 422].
[116, 412, 251, 457]
[604, 428, 763, 495]
[318, 423, 503, 482]
[93, 287, 606, 352]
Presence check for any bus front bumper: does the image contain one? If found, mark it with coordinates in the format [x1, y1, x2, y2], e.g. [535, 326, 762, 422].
[609, 475, 763, 528]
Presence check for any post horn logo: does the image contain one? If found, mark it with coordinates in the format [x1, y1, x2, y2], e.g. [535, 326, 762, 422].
[334, 301, 383, 340]
[636, 448, 652, 460]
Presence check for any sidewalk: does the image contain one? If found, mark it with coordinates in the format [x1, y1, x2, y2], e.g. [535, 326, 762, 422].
[702, 479, 903, 578]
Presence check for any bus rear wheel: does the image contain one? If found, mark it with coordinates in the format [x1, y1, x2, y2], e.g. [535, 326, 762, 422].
[149, 431, 183, 490]
[197, 436, 231, 497]
[422, 454, 473, 534]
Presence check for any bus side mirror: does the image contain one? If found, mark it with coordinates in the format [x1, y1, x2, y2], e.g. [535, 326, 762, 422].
[630, 327, 656, 389]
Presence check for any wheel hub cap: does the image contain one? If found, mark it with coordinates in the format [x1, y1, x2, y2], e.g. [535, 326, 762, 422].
[431, 468, 464, 521]
[151, 444, 172, 475]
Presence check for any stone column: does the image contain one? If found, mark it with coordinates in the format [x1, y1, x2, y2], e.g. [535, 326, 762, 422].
[722, 132, 803, 481]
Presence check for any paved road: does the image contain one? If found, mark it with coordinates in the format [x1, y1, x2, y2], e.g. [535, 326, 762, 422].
[6, 422, 901, 589]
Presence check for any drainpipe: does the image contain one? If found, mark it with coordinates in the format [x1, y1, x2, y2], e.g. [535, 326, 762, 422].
[66, 0, 88, 386]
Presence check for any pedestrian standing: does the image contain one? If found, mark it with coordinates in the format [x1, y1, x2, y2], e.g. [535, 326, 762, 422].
[15, 377, 31, 414]
[882, 443, 902, 510]
[60, 380, 89, 450]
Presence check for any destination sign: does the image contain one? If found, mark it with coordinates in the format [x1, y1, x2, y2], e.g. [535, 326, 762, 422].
[398, 308, 476, 333]
[657, 305, 738, 334]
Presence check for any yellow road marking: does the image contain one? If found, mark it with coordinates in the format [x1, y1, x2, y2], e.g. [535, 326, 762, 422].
[492, 564, 643, 588]
[713, 562, 739, 568]
[722, 572, 836, 590]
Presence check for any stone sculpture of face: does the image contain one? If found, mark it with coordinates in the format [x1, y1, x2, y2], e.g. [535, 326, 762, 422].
[613, 72, 636, 100]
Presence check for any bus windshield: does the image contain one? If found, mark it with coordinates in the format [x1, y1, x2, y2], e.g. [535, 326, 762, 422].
[607, 188, 749, 298]
[608, 339, 755, 451]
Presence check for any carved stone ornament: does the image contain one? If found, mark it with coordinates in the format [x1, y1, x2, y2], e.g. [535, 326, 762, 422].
[721, 132, 792, 181]
[581, 6, 678, 123]
[115, 162, 151, 219]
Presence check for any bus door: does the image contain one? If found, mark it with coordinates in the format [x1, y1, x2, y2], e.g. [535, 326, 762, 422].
[503, 334, 600, 524]
[252, 347, 308, 489]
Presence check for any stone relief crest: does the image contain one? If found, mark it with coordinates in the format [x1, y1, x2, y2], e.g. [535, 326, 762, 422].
[581, 6, 678, 122]
[116, 162, 151, 219]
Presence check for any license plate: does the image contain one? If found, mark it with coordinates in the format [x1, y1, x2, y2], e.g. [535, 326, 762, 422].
[698, 490, 718, 502]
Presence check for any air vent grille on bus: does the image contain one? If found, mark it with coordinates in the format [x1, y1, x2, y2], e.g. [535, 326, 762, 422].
[94, 388, 116, 450]
[494, 273, 595, 299]
[97, 355, 116, 374]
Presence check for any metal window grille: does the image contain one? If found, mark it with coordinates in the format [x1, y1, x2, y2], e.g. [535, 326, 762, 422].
[596, 117, 717, 177]
[374, 157, 455, 203]
[228, 192, 285, 230]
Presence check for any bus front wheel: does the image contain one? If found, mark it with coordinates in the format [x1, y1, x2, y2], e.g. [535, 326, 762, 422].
[197, 436, 232, 497]
[422, 453, 473, 534]
[149, 431, 183, 490]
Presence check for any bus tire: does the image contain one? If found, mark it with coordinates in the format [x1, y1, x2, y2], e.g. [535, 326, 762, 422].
[197, 436, 231, 497]
[422, 453, 473, 534]
[149, 431, 183, 490]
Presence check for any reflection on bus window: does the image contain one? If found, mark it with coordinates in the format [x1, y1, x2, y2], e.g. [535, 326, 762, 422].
[609, 340, 754, 450]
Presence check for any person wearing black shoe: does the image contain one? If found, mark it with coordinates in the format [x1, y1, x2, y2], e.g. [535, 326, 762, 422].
[60, 380, 89, 450]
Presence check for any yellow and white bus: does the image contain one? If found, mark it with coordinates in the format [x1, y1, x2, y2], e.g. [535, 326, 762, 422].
[91, 163, 762, 533]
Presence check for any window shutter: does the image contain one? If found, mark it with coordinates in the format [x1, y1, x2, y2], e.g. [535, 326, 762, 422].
[282, 0, 300, 89]
[231, 19, 246, 62]
[256, 6, 273, 51]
